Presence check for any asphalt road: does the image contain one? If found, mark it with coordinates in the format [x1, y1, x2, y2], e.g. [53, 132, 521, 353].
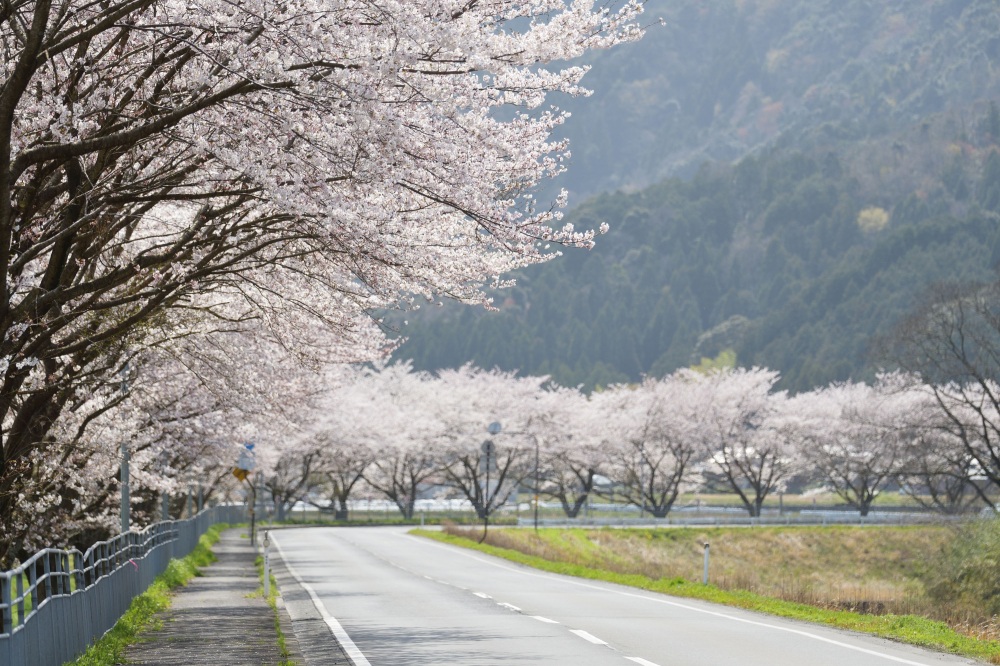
[270, 526, 984, 666]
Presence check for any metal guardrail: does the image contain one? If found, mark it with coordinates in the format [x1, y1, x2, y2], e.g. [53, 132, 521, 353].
[518, 509, 961, 528]
[0, 504, 245, 666]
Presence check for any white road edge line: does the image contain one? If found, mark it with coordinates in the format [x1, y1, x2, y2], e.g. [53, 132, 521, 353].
[271, 534, 372, 666]
[532, 616, 560, 624]
[410, 534, 937, 666]
[570, 629, 608, 645]
[625, 658, 662, 666]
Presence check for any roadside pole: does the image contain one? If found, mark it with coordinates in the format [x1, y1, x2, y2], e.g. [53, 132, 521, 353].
[263, 531, 271, 598]
[234, 443, 257, 545]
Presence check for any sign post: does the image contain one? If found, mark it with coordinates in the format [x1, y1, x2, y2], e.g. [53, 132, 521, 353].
[235, 443, 257, 545]
[479, 439, 495, 543]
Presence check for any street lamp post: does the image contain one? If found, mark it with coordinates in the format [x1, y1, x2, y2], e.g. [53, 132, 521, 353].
[483, 421, 542, 532]
[235, 443, 257, 545]
[534, 434, 540, 533]
[478, 422, 502, 544]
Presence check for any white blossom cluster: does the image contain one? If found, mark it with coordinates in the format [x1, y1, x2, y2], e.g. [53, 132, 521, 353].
[0, 0, 644, 562]
[257, 364, 1000, 525]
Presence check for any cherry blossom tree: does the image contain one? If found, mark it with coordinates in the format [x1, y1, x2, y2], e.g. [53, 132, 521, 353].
[304, 373, 376, 520]
[910, 381, 1000, 512]
[0, 0, 646, 557]
[897, 409, 986, 514]
[0, 302, 354, 561]
[314, 438, 372, 522]
[260, 445, 321, 522]
[532, 385, 606, 519]
[599, 373, 700, 518]
[694, 367, 790, 518]
[885, 280, 1000, 502]
[357, 363, 445, 520]
[434, 366, 547, 521]
[789, 376, 911, 517]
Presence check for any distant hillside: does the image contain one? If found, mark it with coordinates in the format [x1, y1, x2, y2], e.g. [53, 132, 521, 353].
[390, 1, 1000, 392]
[393, 109, 1000, 391]
[550, 0, 1000, 202]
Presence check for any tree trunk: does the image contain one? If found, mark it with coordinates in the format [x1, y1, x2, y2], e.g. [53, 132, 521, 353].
[335, 495, 349, 521]
[559, 493, 589, 518]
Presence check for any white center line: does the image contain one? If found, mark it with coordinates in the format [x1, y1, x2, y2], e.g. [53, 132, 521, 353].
[412, 534, 939, 666]
[626, 658, 662, 666]
[532, 615, 560, 624]
[571, 629, 608, 645]
[473, 591, 492, 599]
[498, 602, 521, 611]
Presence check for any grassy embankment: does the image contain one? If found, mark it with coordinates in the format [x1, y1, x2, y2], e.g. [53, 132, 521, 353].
[416, 521, 1000, 664]
[66, 525, 226, 666]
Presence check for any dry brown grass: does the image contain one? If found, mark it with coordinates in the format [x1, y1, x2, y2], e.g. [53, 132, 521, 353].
[443, 523, 1000, 642]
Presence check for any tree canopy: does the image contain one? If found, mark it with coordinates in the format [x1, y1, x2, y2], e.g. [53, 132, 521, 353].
[0, 0, 645, 564]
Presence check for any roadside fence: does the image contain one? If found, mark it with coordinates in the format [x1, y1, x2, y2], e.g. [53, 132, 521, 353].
[519, 508, 961, 528]
[0, 504, 245, 666]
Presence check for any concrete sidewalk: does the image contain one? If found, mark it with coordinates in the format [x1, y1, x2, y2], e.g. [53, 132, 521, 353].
[122, 527, 306, 665]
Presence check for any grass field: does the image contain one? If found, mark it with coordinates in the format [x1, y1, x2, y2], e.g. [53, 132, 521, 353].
[418, 521, 1000, 663]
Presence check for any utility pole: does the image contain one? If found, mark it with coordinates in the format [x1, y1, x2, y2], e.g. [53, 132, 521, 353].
[120, 362, 130, 534]
[534, 435, 540, 533]
[121, 440, 130, 533]
[480, 422, 502, 544]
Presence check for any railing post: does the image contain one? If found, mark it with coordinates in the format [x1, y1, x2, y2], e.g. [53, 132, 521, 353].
[1, 572, 11, 634]
[57, 552, 66, 595]
[74, 552, 84, 592]
[42, 553, 53, 602]
[14, 571, 23, 629]
[27, 560, 38, 612]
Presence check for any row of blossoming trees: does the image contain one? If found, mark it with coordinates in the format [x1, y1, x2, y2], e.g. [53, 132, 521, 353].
[0, 0, 648, 566]
[255, 363, 1000, 525]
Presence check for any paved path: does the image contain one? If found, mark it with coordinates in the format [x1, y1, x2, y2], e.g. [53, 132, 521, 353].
[123, 527, 305, 665]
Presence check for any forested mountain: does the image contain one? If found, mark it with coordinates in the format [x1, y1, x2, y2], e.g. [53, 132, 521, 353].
[549, 0, 1000, 201]
[390, 1, 1000, 392]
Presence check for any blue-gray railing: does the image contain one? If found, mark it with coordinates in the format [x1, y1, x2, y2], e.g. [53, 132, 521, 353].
[0, 504, 245, 666]
[518, 507, 960, 528]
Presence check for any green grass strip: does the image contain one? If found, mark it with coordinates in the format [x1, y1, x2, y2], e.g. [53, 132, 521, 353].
[254, 554, 296, 666]
[65, 525, 226, 666]
[412, 529, 1000, 663]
